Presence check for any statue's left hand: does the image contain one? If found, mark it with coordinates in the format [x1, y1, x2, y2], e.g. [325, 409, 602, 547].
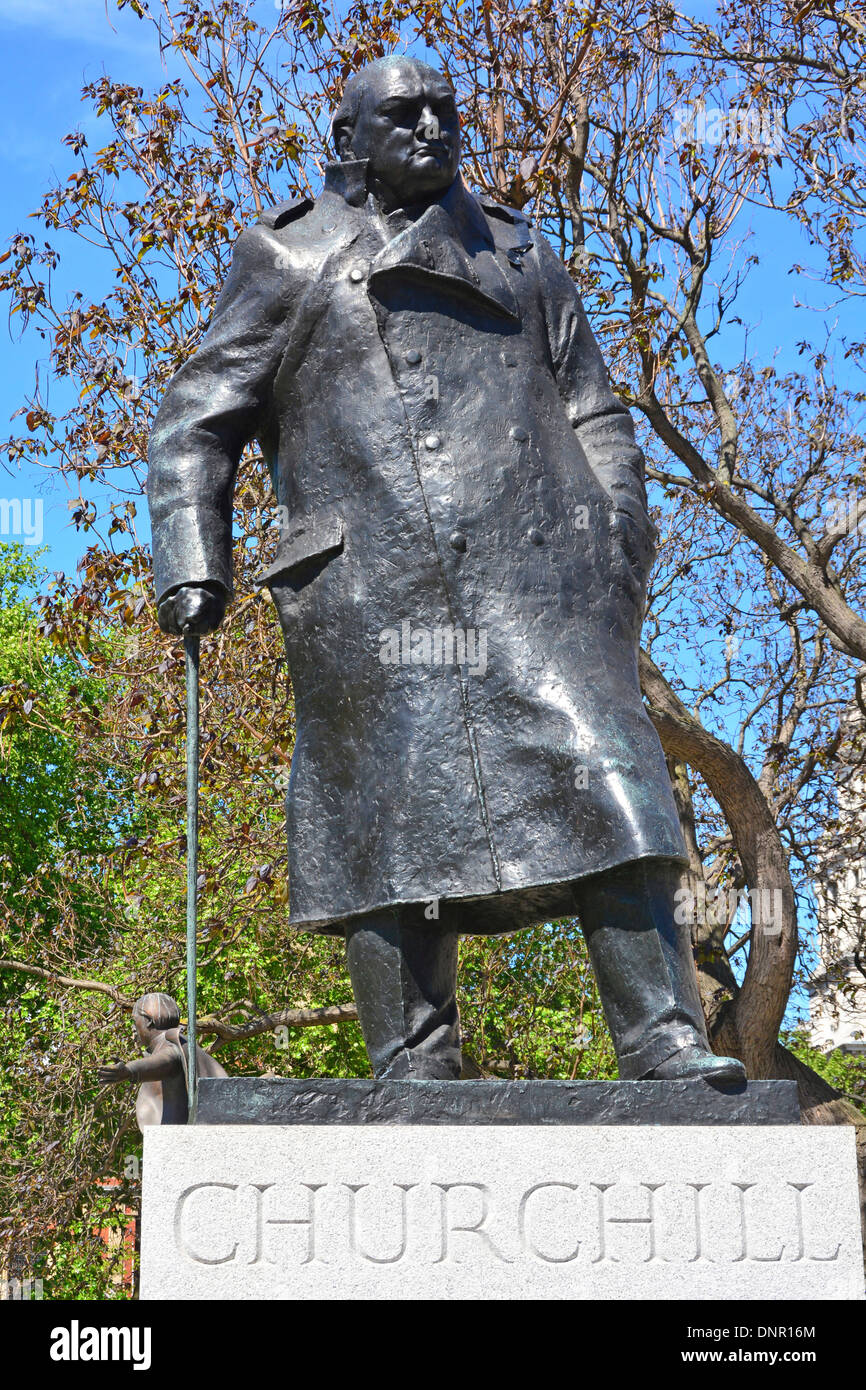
[98, 1061, 131, 1085]
[157, 581, 228, 636]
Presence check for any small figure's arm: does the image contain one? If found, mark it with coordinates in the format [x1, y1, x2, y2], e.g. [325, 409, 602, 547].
[97, 1048, 181, 1086]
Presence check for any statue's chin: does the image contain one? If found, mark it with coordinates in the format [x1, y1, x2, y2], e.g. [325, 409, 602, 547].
[390, 165, 456, 204]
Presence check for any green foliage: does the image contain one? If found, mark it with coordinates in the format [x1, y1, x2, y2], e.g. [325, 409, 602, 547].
[0, 546, 117, 911]
[782, 1030, 866, 1115]
[459, 924, 617, 1081]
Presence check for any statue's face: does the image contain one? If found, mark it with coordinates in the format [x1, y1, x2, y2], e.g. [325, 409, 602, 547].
[132, 1009, 153, 1046]
[346, 61, 461, 206]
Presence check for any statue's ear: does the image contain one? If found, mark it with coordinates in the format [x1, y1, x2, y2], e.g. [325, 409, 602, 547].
[332, 117, 354, 160]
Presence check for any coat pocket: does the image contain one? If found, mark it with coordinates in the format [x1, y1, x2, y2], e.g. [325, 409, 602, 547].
[258, 518, 344, 591]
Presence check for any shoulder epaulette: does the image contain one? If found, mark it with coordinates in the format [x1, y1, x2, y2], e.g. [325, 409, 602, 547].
[257, 196, 315, 231]
[479, 197, 532, 226]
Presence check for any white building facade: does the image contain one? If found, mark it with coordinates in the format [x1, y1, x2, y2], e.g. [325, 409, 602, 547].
[810, 860, 866, 1053]
[809, 716, 866, 1052]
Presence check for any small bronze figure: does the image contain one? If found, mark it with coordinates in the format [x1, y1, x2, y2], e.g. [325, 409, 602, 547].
[98, 993, 226, 1127]
[147, 56, 745, 1087]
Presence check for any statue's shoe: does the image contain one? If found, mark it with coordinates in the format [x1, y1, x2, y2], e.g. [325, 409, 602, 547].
[642, 1046, 746, 1083]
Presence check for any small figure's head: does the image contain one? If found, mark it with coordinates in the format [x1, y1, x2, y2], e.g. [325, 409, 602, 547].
[131, 992, 180, 1048]
[331, 55, 461, 209]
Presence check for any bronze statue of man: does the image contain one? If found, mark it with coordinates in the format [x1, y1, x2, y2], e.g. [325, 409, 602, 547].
[98, 993, 226, 1127]
[147, 55, 744, 1086]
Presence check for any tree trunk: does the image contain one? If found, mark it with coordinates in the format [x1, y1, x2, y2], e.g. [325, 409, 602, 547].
[641, 651, 796, 1077]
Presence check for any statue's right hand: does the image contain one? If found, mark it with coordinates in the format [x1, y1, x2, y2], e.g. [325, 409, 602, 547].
[98, 1062, 131, 1085]
[157, 582, 228, 637]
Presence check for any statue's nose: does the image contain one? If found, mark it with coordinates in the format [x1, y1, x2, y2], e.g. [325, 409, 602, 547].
[418, 107, 440, 141]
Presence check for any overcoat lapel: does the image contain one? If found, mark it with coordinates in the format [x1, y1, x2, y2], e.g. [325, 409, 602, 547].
[368, 178, 520, 322]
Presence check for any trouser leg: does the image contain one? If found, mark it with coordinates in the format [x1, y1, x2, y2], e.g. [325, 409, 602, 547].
[345, 906, 462, 1080]
[574, 857, 711, 1079]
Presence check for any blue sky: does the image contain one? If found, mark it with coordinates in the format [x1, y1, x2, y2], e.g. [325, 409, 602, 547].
[0, 0, 165, 572]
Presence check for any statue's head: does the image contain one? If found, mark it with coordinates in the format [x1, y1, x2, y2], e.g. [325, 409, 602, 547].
[331, 55, 461, 208]
[132, 992, 180, 1046]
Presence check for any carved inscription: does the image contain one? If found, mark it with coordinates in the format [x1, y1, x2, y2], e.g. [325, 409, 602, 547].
[173, 1176, 842, 1269]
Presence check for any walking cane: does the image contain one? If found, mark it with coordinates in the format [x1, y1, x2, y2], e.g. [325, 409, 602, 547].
[183, 630, 200, 1123]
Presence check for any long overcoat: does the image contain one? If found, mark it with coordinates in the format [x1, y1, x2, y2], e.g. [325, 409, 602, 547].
[148, 160, 686, 934]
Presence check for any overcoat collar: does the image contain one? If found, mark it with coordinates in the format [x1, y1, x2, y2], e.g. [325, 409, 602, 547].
[322, 162, 520, 322]
[323, 159, 370, 207]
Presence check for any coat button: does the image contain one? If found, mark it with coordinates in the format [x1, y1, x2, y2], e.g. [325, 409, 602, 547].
[424, 433, 441, 450]
[349, 266, 366, 283]
[405, 350, 422, 365]
[449, 531, 467, 552]
[528, 527, 544, 545]
[510, 425, 529, 442]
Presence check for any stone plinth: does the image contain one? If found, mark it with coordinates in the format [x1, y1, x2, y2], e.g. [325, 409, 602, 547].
[140, 1117, 864, 1300]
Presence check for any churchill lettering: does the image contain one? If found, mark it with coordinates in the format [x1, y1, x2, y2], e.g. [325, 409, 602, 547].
[592, 1181, 666, 1264]
[432, 1182, 512, 1264]
[171, 1176, 842, 1270]
[518, 1182, 582, 1264]
[247, 1182, 327, 1266]
[346, 1182, 416, 1264]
